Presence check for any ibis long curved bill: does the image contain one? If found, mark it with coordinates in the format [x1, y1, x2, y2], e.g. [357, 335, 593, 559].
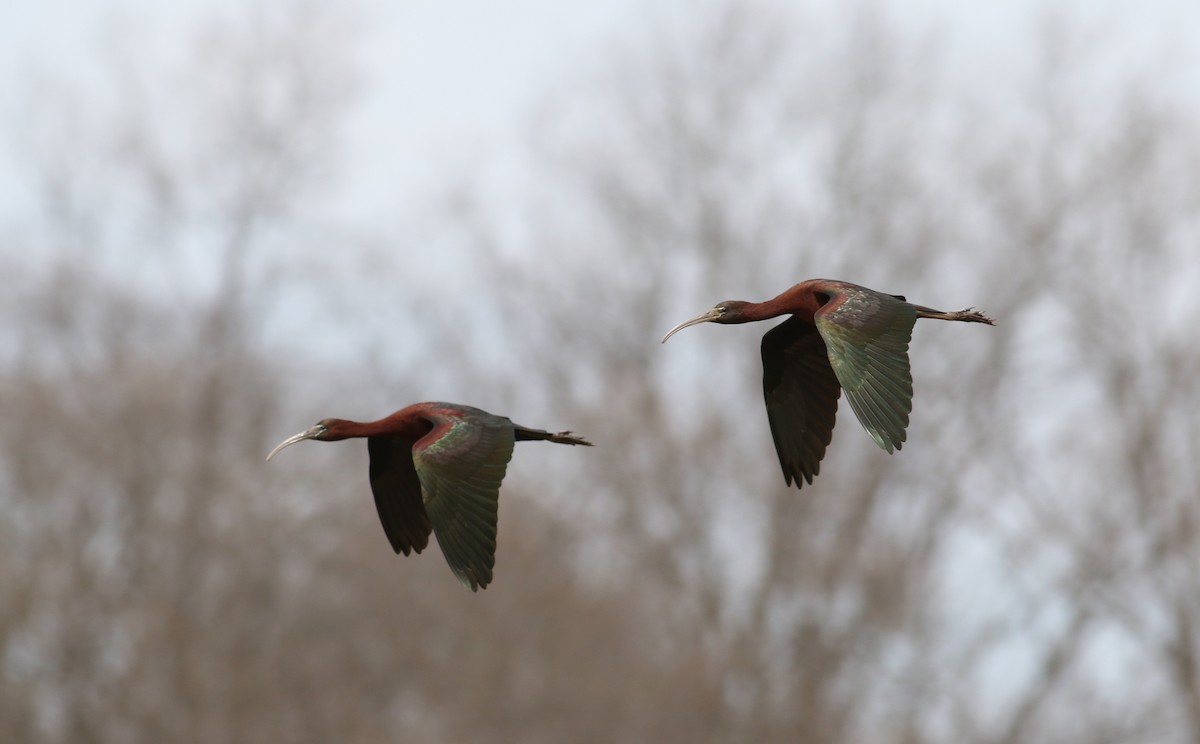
[266, 425, 327, 461]
[661, 307, 724, 343]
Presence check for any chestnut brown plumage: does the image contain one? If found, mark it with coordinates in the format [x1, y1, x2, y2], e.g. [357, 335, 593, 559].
[662, 279, 993, 488]
[267, 402, 591, 590]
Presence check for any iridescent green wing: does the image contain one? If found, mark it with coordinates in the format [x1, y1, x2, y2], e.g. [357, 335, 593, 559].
[814, 288, 917, 453]
[367, 436, 432, 555]
[761, 317, 842, 487]
[412, 408, 516, 591]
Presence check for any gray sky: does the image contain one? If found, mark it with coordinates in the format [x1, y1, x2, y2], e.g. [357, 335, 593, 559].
[5, 0, 1196, 372]
[5, 0, 1197, 232]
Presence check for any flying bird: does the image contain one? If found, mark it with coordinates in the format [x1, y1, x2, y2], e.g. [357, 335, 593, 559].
[267, 402, 591, 590]
[661, 279, 993, 488]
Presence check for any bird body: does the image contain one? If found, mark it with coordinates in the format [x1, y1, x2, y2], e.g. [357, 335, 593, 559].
[662, 279, 992, 488]
[267, 402, 591, 591]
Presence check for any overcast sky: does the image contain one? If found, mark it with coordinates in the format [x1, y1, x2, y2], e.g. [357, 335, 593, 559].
[4, 0, 1197, 230]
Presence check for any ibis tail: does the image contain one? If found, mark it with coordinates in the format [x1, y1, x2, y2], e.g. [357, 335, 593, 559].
[514, 426, 593, 446]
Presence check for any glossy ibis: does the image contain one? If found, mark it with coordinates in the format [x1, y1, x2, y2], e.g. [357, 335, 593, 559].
[662, 279, 993, 488]
[267, 402, 591, 590]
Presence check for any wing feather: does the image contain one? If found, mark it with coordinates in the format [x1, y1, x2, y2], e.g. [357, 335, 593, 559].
[412, 409, 515, 591]
[761, 317, 842, 487]
[815, 288, 917, 453]
[367, 436, 432, 555]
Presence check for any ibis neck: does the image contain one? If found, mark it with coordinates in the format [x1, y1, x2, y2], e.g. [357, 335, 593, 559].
[320, 413, 427, 441]
[729, 302, 784, 323]
[743, 290, 822, 324]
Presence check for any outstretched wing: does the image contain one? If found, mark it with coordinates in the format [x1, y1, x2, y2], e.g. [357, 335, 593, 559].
[814, 288, 917, 453]
[761, 317, 843, 487]
[412, 410, 516, 591]
[367, 436, 432, 556]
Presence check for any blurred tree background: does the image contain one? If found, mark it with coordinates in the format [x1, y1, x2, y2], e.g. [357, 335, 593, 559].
[3, 1, 1199, 742]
